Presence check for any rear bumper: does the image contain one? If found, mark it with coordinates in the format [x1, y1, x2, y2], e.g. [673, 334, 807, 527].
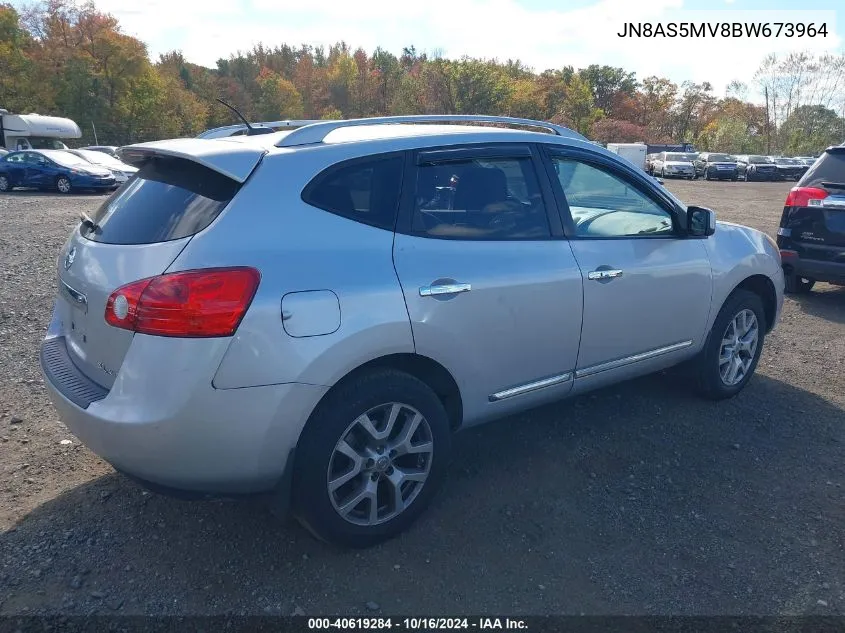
[786, 258, 845, 284]
[40, 332, 328, 495]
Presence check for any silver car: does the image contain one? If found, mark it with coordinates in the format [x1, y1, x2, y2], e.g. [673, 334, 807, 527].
[41, 115, 784, 547]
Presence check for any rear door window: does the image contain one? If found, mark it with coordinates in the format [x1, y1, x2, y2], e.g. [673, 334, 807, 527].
[411, 155, 550, 240]
[302, 154, 404, 230]
[82, 156, 240, 245]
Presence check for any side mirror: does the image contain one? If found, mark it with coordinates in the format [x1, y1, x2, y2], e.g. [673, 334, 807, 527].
[687, 205, 716, 237]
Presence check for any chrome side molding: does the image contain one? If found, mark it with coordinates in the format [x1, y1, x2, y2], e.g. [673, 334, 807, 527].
[489, 372, 572, 402]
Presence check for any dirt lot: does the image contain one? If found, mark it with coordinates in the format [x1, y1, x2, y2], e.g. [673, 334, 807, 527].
[0, 180, 843, 616]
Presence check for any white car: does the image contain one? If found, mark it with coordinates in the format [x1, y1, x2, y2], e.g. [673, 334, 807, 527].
[67, 149, 137, 184]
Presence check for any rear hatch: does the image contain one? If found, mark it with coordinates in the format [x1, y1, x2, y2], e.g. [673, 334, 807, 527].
[55, 140, 265, 388]
[779, 146, 845, 261]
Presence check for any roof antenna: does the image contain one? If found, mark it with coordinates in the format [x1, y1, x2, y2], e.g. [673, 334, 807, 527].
[215, 98, 272, 136]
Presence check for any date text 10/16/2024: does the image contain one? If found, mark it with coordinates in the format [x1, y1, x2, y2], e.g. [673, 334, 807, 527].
[307, 618, 528, 630]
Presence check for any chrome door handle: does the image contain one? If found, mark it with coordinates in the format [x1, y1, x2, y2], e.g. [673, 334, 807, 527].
[587, 269, 623, 281]
[419, 283, 472, 297]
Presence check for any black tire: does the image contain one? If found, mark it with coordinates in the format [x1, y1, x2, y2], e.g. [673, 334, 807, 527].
[55, 176, 72, 194]
[704, 171, 711, 181]
[784, 273, 815, 294]
[0, 175, 10, 193]
[292, 368, 452, 548]
[693, 289, 766, 400]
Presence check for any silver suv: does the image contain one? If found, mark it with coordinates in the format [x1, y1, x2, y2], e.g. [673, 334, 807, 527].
[41, 115, 784, 547]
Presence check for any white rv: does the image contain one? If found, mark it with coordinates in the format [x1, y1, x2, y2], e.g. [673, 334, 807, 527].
[0, 110, 82, 151]
[605, 142, 648, 172]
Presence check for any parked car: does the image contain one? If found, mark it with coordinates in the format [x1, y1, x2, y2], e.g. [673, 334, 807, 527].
[736, 155, 778, 181]
[777, 144, 845, 293]
[650, 151, 695, 179]
[40, 115, 784, 547]
[795, 156, 817, 167]
[80, 145, 121, 159]
[0, 149, 116, 193]
[694, 153, 739, 181]
[770, 157, 808, 181]
[68, 148, 137, 185]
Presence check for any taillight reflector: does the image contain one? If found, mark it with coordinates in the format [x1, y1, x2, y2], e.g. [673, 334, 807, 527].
[105, 267, 260, 337]
[784, 186, 828, 208]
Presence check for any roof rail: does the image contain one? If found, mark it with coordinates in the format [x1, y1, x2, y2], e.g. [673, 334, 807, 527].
[197, 120, 322, 140]
[274, 115, 586, 148]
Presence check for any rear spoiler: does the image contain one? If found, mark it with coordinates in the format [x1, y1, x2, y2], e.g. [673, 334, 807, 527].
[120, 138, 268, 183]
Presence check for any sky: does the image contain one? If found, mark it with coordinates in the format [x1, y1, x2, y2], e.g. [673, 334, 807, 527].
[11, 0, 845, 102]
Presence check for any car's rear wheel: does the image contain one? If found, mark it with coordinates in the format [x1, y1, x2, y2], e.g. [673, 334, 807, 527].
[693, 289, 765, 400]
[56, 176, 72, 194]
[0, 175, 10, 192]
[784, 273, 815, 294]
[292, 369, 451, 548]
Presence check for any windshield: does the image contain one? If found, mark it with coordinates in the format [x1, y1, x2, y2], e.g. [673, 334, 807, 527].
[707, 154, 734, 162]
[748, 156, 772, 164]
[27, 137, 68, 150]
[42, 151, 90, 167]
[75, 150, 124, 168]
[775, 158, 797, 165]
[665, 153, 691, 162]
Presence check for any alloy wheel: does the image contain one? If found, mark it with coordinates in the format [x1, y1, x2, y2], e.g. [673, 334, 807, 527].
[327, 402, 434, 526]
[57, 178, 71, 194]
[719, 309, 759, 386]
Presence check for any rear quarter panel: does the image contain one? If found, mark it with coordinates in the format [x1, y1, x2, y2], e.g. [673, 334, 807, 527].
[168, 147, 415, 390]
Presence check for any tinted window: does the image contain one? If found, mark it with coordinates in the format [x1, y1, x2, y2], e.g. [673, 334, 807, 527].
[411, 156, 550, 239]
[799, 149, 845, 189]
[303, 155, 403, 230]
[82, 156, 240, 245]
[552, 158, 674, 237]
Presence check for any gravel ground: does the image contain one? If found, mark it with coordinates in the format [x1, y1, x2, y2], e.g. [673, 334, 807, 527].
[0, 181, 843, 616]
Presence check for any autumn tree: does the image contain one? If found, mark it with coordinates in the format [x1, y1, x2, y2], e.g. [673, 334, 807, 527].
[256, 67, 304, 120]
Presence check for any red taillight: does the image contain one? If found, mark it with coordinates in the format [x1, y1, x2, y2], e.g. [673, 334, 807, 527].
[784, 186, 828, 208]
[105, 267, 260, 337]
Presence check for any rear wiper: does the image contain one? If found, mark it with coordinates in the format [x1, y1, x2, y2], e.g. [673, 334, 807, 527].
[79, 212, 100, 232]
[821, 181, 845, 190]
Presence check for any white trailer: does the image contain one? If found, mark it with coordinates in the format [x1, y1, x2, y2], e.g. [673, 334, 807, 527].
[605, 142, 648, 172]
[0, 110, 82, 150]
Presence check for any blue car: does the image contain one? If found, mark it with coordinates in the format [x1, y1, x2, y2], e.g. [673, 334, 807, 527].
[0, 149, 116, 194]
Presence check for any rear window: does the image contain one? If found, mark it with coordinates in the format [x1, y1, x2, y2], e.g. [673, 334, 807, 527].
[302, 154, 404, 230]
[82, 157, 240, 245]
[798, 148, 845, 189]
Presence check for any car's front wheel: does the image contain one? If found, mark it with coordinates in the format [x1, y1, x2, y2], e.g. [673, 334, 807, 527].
[56, 176, 72, 194]
[694, 289, 766, 400]
[292, 369, 452, 547]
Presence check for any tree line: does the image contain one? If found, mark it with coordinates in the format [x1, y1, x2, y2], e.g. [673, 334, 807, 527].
[2, 1, 844, 155]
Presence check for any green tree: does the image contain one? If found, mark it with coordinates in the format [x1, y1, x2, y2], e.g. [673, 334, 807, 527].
[578, 65, 637, 116]
[559, 74, 603, 135]
[781, 105, 844, 155]
[256, 67, 304, 119]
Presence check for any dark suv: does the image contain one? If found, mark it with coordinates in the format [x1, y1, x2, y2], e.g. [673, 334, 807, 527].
[777, 145, 845, 293]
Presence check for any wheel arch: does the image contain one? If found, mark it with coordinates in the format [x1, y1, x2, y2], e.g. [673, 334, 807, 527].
[324, 353, 464, 431]
[731, 274, 778, 333]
